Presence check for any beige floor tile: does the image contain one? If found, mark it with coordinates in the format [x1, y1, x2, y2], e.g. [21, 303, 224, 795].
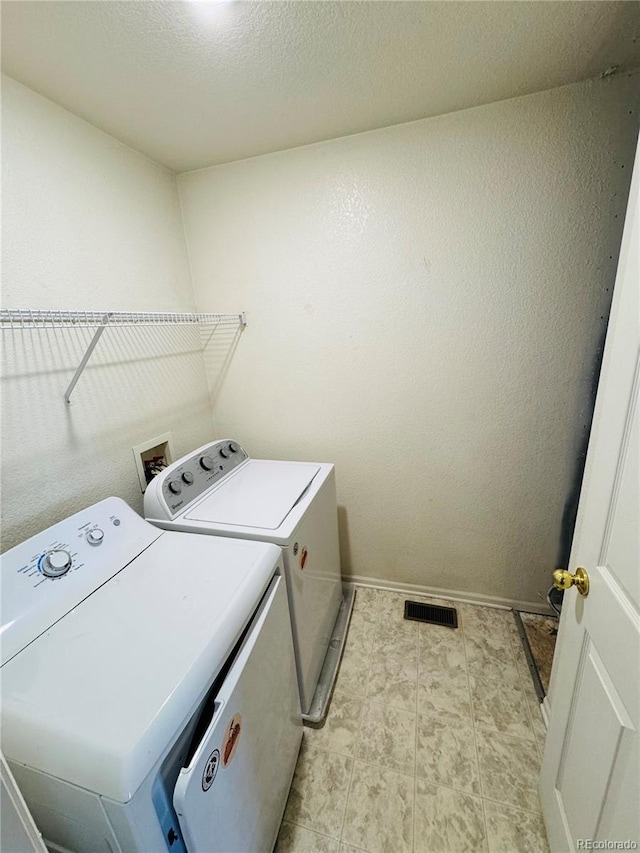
[417, 663, 472, 721]
[416, 713, 481, 795]
[516, 654, 548, 756]
[518, 663, 547, 740]
[484, 800, 550, 853]
[470, 675, 535, 741]
[534, 719, 547, 757]
[419, 622, 465, 654]
[284, 739, 353, 839]
[514, 644, 542, 690]
[414, 779, 487, 853]
[506, 613, 520, 641]
[356, 699, 416, 774]
[517, 651, 548, 748]
[341, 761, 414, 853]
[377, 591, 411, 626]
[305, 690, 364, 757]
[377, 591, 441, 634]
[517, 655, 540, 702]
[467, 654, 521, 688]
[372, 618, 418, 659]
[513, 643, 529, 672]
[475, 728, 542, 813]
[344, 616, 375, 654]
[457, 603, 494, 627]
[279, 599, 553, 852]
[420, 639, 467, 676]
[460, 605, 516, 645]
[464, 635, 520, 686]
[465, 631, 515, 662]
[351, 587, 381, 621]
[275, 821, 341, 853]
[336, 646, 372, 697]
[366, 650, 418, 712]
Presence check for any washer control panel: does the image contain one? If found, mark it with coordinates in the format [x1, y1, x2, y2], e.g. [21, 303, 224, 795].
[157, 439, 248, 516]
[0, 497, 161, 666]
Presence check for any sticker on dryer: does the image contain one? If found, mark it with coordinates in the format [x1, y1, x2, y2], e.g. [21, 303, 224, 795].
[299, 546, 308, 571]
[222, 713, 242, 767]
[201, 749, 220, 791]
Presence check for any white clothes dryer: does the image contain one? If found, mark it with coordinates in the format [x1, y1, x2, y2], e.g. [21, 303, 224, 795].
[1, 497, 302, 853]
[144, 440, 354, 722]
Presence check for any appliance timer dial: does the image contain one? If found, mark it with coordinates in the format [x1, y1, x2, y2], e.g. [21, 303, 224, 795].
[86, 528, 105, 546]
[200, 455, 215, 471]
[42, 550, 72, 578]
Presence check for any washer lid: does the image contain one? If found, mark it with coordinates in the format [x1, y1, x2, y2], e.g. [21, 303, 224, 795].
[185, 460, 320, 529]
[0, 532, 281, 803]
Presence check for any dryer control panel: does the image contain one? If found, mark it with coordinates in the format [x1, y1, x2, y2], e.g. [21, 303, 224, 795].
[150, 439, 248, 517]
[0, 497, 161, 666]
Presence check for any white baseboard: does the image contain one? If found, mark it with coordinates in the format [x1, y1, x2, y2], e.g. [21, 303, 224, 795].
[344, 572, 554, 616]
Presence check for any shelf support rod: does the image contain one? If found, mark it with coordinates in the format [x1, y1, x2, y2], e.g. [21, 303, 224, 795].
[64, 313, 112, 404]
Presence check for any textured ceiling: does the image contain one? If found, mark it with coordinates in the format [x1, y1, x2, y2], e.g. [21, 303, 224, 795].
[2, 1, 640, 173]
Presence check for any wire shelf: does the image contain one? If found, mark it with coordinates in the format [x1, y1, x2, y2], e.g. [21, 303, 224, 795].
[0, 308, 247, 402]
[0, 309, 246, 329]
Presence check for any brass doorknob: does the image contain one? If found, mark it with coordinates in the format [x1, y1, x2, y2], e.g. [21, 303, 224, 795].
[553, 567, 590, 597]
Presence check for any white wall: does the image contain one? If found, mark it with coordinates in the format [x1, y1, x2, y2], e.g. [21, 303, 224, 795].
[1, 76, 215, 549]
[178, 74, 639, 609]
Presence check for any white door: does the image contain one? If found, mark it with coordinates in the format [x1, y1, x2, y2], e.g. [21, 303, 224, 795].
[539, 137, 639, 850]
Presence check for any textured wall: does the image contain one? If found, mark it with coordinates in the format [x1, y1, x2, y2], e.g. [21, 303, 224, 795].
[1, 76, 215, 550]
[178, 74, 639, 610]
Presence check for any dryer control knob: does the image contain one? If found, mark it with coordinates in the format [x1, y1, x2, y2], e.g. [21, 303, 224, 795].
[182, 471, 194, 485]
[42, 549, 72, 577]
[168, 479, 182, 495]
[228, 443, 238, 453]
[200, 455, 215, 471]
[86, 528, 104, 546]
[219, 447, 230, 459]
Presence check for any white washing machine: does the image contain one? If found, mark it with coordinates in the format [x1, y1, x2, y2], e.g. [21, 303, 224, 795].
[1, 497, 302, 853]
[144, 440, 354, 722]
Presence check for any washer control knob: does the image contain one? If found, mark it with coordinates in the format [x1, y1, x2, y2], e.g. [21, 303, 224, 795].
[200, 455, 215, 471]
[168, 479, 182, 495]
[219, 446, 230, 459]
[228, 443, 238, 453]
[42, 550, 72, 578]
[86, 528, 104, 546]
[182, 471, 194, 485]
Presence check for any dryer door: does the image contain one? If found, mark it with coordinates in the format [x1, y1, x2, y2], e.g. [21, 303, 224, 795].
[173, 574, 302, 853]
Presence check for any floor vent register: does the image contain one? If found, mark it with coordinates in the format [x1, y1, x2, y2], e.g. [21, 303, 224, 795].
[404, 600, 458, 628]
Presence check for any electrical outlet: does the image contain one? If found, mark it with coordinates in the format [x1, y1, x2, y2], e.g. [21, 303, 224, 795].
[132, 432, 174, 493]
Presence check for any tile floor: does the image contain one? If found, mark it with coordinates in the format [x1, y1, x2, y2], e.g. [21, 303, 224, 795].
[276, 587, 550, 853]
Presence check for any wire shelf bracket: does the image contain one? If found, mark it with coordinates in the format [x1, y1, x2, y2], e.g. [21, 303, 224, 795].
[0, 309, 248, 403]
